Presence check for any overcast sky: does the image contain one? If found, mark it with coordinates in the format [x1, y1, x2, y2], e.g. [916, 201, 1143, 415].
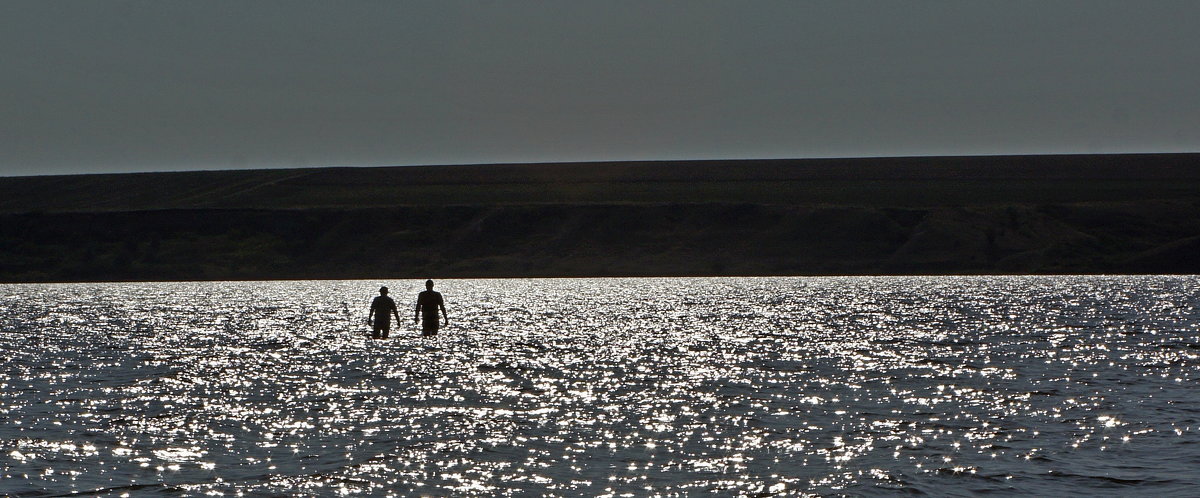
[2, 1, 1198, 176]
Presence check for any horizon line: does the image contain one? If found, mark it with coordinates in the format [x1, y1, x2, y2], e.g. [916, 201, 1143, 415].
[5, 150, 1200, 179]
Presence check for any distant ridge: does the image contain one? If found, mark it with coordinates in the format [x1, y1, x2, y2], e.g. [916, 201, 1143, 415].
[1, 153, 1198, 281]
[2, 153, 1199, 214]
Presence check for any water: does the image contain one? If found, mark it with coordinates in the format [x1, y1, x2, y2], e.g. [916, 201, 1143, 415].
[2, 276, 1199, 496]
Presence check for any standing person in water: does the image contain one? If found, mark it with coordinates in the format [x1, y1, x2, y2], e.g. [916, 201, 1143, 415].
[368, 286, 401, 339]
[415, 279, 448, 336]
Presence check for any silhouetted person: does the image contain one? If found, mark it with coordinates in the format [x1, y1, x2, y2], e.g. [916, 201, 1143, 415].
[415, 279, 447, 336]
[368, 286, 400, 339]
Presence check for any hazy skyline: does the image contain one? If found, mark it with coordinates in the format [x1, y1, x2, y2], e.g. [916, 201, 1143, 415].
[3, 1, 1199, 176]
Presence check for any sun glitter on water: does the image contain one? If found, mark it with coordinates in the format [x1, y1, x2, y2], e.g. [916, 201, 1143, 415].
[1, 276, 1199, 495]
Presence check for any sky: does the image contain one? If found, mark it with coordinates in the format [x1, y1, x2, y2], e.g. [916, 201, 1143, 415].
[2, 1, 1199, 176]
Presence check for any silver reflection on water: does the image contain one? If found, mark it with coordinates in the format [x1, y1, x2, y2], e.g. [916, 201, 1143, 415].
[2, 276, 1199, 495]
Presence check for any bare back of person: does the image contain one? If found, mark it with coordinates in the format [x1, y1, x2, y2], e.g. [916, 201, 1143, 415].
[415, 280, 447, 336]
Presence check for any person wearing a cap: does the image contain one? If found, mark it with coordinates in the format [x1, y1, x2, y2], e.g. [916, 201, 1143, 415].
[368, 286, 401, 339]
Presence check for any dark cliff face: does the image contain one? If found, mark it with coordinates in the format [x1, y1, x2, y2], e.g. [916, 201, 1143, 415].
[1, 155, 1199, 282]
[2, 201, 1197, 282]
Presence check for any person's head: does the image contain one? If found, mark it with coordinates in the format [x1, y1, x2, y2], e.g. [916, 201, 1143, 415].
[425, 279, 434, 290]
[379, 286, 389, 295]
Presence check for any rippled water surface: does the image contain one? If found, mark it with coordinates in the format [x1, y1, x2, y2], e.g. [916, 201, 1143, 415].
[3, 276, 1200, 496]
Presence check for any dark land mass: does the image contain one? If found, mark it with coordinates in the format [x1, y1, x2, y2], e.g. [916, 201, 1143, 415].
[2, 153, 1199, 282]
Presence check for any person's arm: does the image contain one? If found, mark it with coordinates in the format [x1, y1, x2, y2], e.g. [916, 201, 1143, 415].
[414, 300, 421, 323]
[439, 295, 448, 324]
[367, 303, 375, 324]
[391, 302, 401, 323]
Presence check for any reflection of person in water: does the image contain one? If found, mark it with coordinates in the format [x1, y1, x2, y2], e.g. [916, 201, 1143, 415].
[368, 286, 400, 339]
[415, 279, 448, 336]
